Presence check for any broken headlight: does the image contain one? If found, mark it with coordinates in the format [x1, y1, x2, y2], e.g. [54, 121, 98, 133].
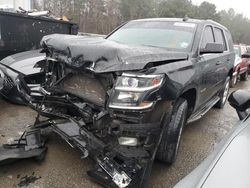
[109, 73, 164, 110]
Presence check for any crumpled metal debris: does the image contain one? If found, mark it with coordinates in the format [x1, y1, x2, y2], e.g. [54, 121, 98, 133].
[17, 172, 41, 187]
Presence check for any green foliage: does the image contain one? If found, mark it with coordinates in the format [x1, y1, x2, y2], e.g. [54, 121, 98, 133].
[119, 0, 154, 21]
[219, 9, 250, 44]
[196, 1, 220, 21]
[158, 0, 196, 18]
[32, 0, 250, 44]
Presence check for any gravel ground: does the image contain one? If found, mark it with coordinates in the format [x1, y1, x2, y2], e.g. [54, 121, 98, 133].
[0, 80, 249, 188]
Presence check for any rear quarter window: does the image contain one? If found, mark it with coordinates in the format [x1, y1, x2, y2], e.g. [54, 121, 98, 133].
[224, 30, 234, 51]
[214, 27, 227, 51]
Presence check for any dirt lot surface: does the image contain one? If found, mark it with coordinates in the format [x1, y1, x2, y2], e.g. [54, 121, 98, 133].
[0, 80, 249, 188]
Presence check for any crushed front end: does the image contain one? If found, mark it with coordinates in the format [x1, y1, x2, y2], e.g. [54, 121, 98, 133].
[0, 35, 175, 188]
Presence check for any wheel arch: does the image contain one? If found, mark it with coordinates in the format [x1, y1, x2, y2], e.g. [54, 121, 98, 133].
[179, 88, 197, 117]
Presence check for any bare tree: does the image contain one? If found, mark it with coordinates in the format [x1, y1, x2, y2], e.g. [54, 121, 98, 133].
[32, 0, 250, 44]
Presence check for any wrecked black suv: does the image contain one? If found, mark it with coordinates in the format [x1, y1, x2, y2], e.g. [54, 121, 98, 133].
[0, 18, 234, 187]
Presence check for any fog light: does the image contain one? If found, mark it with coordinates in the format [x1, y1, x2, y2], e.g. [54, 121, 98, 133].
[118, 137, 138, 146]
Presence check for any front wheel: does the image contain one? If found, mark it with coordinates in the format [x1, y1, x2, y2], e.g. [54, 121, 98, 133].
[215, 77, 230, 108]
[156, 98, 188, 164]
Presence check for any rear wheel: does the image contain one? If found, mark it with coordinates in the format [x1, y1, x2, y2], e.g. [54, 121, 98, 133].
[240, 70, 248, 81]
[215, 77, 230, 108]
[156, 98, 188, 164]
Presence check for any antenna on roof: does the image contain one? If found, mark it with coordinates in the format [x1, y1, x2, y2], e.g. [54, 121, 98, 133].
[183, 15, 189, 22]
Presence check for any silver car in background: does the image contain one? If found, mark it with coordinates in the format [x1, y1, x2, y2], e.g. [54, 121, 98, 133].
[174, 89, 250, 188]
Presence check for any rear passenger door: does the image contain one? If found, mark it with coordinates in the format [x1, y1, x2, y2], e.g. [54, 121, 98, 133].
[213, 27, 230, 88]
[198, 25, 225, 106]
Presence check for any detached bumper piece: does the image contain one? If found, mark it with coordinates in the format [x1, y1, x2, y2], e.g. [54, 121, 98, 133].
[0, 129, 47, 166]
[88, 157, 132, 188]
[0, 119, 153, 188]
[88, 156, 152, 188]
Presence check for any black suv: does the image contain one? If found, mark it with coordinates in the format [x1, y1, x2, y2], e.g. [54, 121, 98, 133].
[0, 18, 234, 188]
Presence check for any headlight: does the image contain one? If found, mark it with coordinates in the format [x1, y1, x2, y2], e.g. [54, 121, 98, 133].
[109, 73, 164, 110]
[121, 77, 139, 88]
[115, 73, 164, 91]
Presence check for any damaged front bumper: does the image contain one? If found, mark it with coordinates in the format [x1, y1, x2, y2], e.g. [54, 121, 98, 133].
[0, 67, 172, 187]
[0, 116, 159, 188]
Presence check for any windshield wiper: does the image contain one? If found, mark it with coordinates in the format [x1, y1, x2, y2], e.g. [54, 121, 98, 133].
[141, 44, 170, 50]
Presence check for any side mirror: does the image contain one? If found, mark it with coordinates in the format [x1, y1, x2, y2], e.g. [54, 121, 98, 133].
[228, 90, 250, 120]
[241, 53, 250, 58]
[200, 43, 224, 54]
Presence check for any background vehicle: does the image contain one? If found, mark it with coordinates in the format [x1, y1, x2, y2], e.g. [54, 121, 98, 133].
[174, 89, 250, 188]
[0, 10, 78, 104]
[230, 44, 250, 87]
[0, 18, 234, 187]
[0, 50, 45, 104]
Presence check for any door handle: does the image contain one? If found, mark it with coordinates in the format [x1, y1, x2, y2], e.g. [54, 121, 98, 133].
[216, 61, 222, 65]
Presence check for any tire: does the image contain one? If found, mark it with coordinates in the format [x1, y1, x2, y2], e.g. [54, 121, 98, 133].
[156, 98, 188, 164]
[215, 77, 230, 108]
[240, 70, 248, 81]
[230, 73, 238, 88]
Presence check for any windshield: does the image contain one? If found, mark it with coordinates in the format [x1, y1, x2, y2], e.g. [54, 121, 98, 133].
[107, 21, 197, 51]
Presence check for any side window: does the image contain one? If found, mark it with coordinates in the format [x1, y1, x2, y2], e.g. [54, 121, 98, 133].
[201, 26, 214, 49]
[214, 27, 227, 51]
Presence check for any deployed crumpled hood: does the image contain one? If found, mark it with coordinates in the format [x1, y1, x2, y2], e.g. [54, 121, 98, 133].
[0, 50, 45, 75]
[41, 34, 188, 73]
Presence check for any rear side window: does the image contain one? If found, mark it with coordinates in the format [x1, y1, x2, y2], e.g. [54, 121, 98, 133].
[201, 26, 214, 49]
[214, 27, 227, 51]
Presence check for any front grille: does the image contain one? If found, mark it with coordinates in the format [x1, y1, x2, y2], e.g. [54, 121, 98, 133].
[2, 75, 14, 92]
[61, 73, 106, 107]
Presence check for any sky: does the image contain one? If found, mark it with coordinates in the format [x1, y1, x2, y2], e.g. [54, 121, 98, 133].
[192, 0, 250, 19]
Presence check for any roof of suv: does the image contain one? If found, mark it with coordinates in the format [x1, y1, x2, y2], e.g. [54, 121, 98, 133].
[132, 18, 227, 30]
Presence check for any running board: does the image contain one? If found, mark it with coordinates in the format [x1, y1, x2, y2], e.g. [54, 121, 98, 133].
[187, 96, 220, 124]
